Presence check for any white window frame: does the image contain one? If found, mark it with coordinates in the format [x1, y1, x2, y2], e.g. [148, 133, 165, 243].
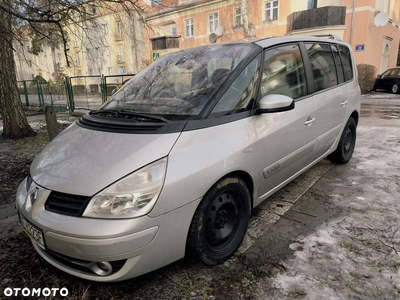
[264, 0, 279, 22]
[116, 21, 123, 39]
[208, 12, 219, 33]
[234, 7, 243, 26]
[118, 44, 124, 62]
[185, 18, 194, 37]
[76, 51, 81, 66]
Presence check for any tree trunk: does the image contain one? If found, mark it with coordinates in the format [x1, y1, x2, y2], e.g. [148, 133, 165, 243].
[0, 2, 36, 138]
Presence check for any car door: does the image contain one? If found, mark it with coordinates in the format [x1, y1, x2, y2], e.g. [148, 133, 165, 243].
[252, 44, 318, 202]
[304, 43, 348, 159]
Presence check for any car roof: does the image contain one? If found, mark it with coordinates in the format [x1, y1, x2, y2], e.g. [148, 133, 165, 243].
[251, 35, 347, 48]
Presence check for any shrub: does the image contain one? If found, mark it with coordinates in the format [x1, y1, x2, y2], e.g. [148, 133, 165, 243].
[357, 64, 376, 94]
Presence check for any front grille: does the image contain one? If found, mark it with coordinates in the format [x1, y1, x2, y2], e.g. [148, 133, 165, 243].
[45, 191, 91, 217]
[46, 249, 126, 275]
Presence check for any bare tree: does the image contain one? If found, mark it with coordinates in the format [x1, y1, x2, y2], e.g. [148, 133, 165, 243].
[0, 0, 148, 139]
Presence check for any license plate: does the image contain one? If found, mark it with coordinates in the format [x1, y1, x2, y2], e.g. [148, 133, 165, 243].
[19, 213, 46, 250]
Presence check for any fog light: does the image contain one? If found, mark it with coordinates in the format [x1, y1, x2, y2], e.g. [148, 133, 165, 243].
[90, 261, 113, 276]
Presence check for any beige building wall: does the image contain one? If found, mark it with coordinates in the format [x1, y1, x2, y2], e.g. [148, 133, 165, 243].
[15, 4, 147, 86]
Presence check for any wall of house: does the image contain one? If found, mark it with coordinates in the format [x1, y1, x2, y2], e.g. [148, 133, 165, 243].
[16, 0, 400, 82]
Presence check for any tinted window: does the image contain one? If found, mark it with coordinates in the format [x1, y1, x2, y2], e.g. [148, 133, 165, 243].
[306, 43, 338, 91]
[211, 54, 261, 115]
[331, 45, 344, 84]
[338, 45, 353, 81]
[261, 44, 307, 99]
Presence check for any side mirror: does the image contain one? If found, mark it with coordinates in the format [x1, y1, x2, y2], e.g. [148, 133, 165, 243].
[257, 94, 295, 114]
[377, 74, 383, 79]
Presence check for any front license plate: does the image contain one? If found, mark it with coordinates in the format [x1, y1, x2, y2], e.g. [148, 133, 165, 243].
[19, 213, 46, 250]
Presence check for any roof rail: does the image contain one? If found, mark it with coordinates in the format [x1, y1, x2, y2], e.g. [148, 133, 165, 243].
[312, 34, 342, 41]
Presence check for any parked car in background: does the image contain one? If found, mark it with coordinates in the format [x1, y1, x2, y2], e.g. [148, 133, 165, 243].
[372, 67, 400, 94]
[17, 35, 361, 282]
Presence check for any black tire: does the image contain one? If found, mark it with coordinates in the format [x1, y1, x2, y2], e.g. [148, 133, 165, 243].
[328, 117, 356, 164]
[391, 83, 399, 94]
[188, 176, 251, 265]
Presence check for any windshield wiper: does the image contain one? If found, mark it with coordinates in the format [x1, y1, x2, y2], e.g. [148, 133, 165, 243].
[90, 109, 170, 123]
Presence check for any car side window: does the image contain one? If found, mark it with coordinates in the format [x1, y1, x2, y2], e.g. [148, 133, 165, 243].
[306, 43, 338, 91]
[210, 54, 261, 115]
[331, 45, 344, 84]
[260, 44, 307, 99]
[338, 45, 353, 82]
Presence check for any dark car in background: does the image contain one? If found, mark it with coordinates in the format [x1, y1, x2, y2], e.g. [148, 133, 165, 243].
[372, 67, 400, 94]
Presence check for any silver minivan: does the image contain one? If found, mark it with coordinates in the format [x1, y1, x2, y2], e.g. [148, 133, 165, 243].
[16, 35, 361, 282]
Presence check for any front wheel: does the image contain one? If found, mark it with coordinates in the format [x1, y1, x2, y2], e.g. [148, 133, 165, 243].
[328, 117, 356, 164]
[188, 176, 251, 265]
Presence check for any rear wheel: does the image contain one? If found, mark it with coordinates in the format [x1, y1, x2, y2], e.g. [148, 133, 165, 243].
[188, 176, 251, 265]
[391, 83, 399, 94]
[328, 117, 356, 164]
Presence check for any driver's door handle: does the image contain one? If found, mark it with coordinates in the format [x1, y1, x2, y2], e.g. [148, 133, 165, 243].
[305, 117, 316, 125]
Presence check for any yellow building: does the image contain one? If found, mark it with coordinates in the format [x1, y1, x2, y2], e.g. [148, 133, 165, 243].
[15, 2, 148, 85]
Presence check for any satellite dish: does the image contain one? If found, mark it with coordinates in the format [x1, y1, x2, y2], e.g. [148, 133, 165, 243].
[374, 12, 389, 27]
[215, 25, 224, 37]
[209, 33, 217, 43]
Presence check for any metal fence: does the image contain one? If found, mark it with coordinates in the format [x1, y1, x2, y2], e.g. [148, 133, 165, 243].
[18, 80, 69, 113]
[18, 74, 135, 114]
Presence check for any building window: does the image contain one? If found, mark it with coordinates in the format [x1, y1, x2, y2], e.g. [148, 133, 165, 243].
[172, 27, 177, 36]
[307, 0, 317, 9]
[118, 44, 124, 62]
[96, 47, 101, 58]
[73, 35, 79, 47]
[265, 0, 279, 21]
[234, 7, 243, 26]
[208, 12, 219, 32]
[87, 49, 93, 61]
[116, 21, 123, 40]
[185, 18, 194, 37]
[76, 51, 81, 66]
[102, 24, 108, 35]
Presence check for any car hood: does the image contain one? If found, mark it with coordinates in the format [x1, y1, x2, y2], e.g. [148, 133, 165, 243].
[31, 123, 181, 196]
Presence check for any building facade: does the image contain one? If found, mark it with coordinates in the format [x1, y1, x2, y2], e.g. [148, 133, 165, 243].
[14, 3, 148, 85]
[14, 0, 400, 83]
[146, 0, 400, 73]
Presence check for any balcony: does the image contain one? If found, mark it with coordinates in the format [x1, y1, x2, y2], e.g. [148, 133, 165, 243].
[150, 36, 180, 51]
[287, 6, 346, 33]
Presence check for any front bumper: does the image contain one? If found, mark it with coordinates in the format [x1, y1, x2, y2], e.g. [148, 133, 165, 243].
[16, 179, 201, 282]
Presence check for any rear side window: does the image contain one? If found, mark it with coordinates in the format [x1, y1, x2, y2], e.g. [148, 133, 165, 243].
[338, 45, 353, 82]
[261, 44, 307, 99]
[331, 45, 344, 84]
[306, 43, 338, 91]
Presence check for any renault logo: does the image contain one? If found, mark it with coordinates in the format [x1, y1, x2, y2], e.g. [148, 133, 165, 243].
[29, 188, 39, 204]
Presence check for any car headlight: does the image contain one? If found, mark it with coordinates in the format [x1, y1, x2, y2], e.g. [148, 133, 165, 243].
[83, 157, 167, 219]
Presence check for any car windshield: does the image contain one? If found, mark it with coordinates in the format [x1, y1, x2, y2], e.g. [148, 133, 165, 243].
[99, 43, 255, 120]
